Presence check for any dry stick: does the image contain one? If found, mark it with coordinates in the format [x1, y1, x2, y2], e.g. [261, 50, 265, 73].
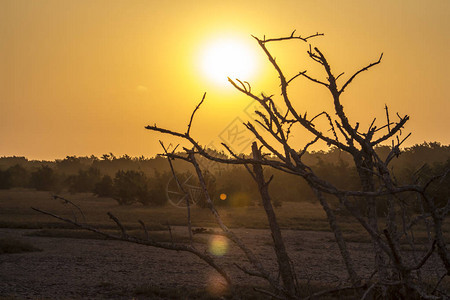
[251, 142, 298, 297]
[186, 92, 206, 136]
[310, 46, 367, 147]
[355, 158, 389, 282]
[422, 193, 450, 274]
[312, 189, 360, 287]
[31, 207, 231, 285]
[108, 212, 127, 238]
[138, 220, 149, 241]
[385, 194, 399, 268]
[385, 183, 398, 232]
[187, 151, 284, 294]
[383, 229, 405, 273]
[384, 104, 391, 134]
[398, 200, 423, 280]
[338, 53, 383, 95]
[419, 178, 450, 272]
[260, 30, 324, 43]
[382, 229, 438, 297]
[407, 240, 436, 271]
[53, 195, 86, 223]
[432, 273, 448, 295]
[338, 195, 392, 256]
[160, 141, 193, 244]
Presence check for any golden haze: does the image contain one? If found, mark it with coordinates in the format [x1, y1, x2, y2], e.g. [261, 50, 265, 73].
[1, 0, 449, 160]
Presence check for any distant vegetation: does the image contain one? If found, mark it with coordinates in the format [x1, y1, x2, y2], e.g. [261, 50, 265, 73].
[0, 142, 448, 209]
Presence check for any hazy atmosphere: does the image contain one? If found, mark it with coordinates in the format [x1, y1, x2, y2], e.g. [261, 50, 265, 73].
[1, 0, 449, 160]
[1, 1, 450, 299]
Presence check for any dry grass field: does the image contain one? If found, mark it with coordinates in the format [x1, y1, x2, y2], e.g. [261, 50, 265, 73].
[0, 189, 337, 231]
[1, 189, 448, 299]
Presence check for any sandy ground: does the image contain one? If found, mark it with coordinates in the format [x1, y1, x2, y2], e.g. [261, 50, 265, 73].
[0, 227, 445, 299]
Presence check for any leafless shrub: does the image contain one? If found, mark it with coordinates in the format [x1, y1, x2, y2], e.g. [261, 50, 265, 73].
[35, 30, 448, 299]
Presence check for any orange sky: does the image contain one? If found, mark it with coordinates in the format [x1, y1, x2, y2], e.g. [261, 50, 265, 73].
[1, 0, 449, 160]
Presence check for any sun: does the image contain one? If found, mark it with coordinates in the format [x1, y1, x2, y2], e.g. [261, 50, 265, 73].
[199, 37, 259, 86]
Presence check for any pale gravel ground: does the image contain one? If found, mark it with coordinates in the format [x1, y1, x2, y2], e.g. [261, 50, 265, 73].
[0, 228, 445, 299]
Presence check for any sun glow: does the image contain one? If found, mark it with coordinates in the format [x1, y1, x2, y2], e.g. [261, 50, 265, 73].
[199, 37, 259, 86]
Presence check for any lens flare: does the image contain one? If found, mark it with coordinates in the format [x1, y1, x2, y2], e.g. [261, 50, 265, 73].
[206, 272, 228, 297]
[208, 235, 228, 256]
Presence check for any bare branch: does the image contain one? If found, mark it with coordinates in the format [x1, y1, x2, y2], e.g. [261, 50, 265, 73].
[298, 71, 329, 87]
[339, 53, 383, 95]
[368, 118, 377, 132]
[423, 168, 450, 193]
[187, 152, 283, 292]
[257, 30, 324, 43]
[234, 263, 265, 279]
[286, 70, 307, 85]
[251, 38, 352, 151]
[108, 212, 128, 238]
[53, 195, 86, 223]
[31, 207, 231, 284]
[407, 240, 436, 271]
[299, 136, 320, 158]
[432, 273, 448, 295]
[160, 141, 193, 243]
[385, 104, 391, 134]
[138, 219, 150, 241]
[335, 72, 345, 81]
[371, 115, 410, 146]
[186, 92, 206, 136]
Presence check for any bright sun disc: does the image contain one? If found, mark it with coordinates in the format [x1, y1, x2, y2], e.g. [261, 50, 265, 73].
[200, 38, 257, 85]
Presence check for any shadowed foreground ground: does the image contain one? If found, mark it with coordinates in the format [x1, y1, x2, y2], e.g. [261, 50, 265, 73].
[0, 227, 446, 299]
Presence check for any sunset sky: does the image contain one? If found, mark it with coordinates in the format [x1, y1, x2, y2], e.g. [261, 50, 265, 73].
[1, 0, 449, 160]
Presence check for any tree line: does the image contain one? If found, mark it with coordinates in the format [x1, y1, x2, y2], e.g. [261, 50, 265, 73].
[0, 142, 448, 209]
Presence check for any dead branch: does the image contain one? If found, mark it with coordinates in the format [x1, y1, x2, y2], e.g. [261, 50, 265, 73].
[251, 142, 298, 296]
[53, 195, 86, 223]
[257, 30, 324, 43]
[138, 219, 150, 241]
[407, 240, 436, 271]
[108, 212, 128, 238]
[313, 189, 360, 286]
[160, 141, 193, 243]
[186, 92, 206, 136]
[188, 151, 285, 294]
[297, 71, 329, 87]
[339, 53, 383, 95]
[31, 207, 231, 285]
